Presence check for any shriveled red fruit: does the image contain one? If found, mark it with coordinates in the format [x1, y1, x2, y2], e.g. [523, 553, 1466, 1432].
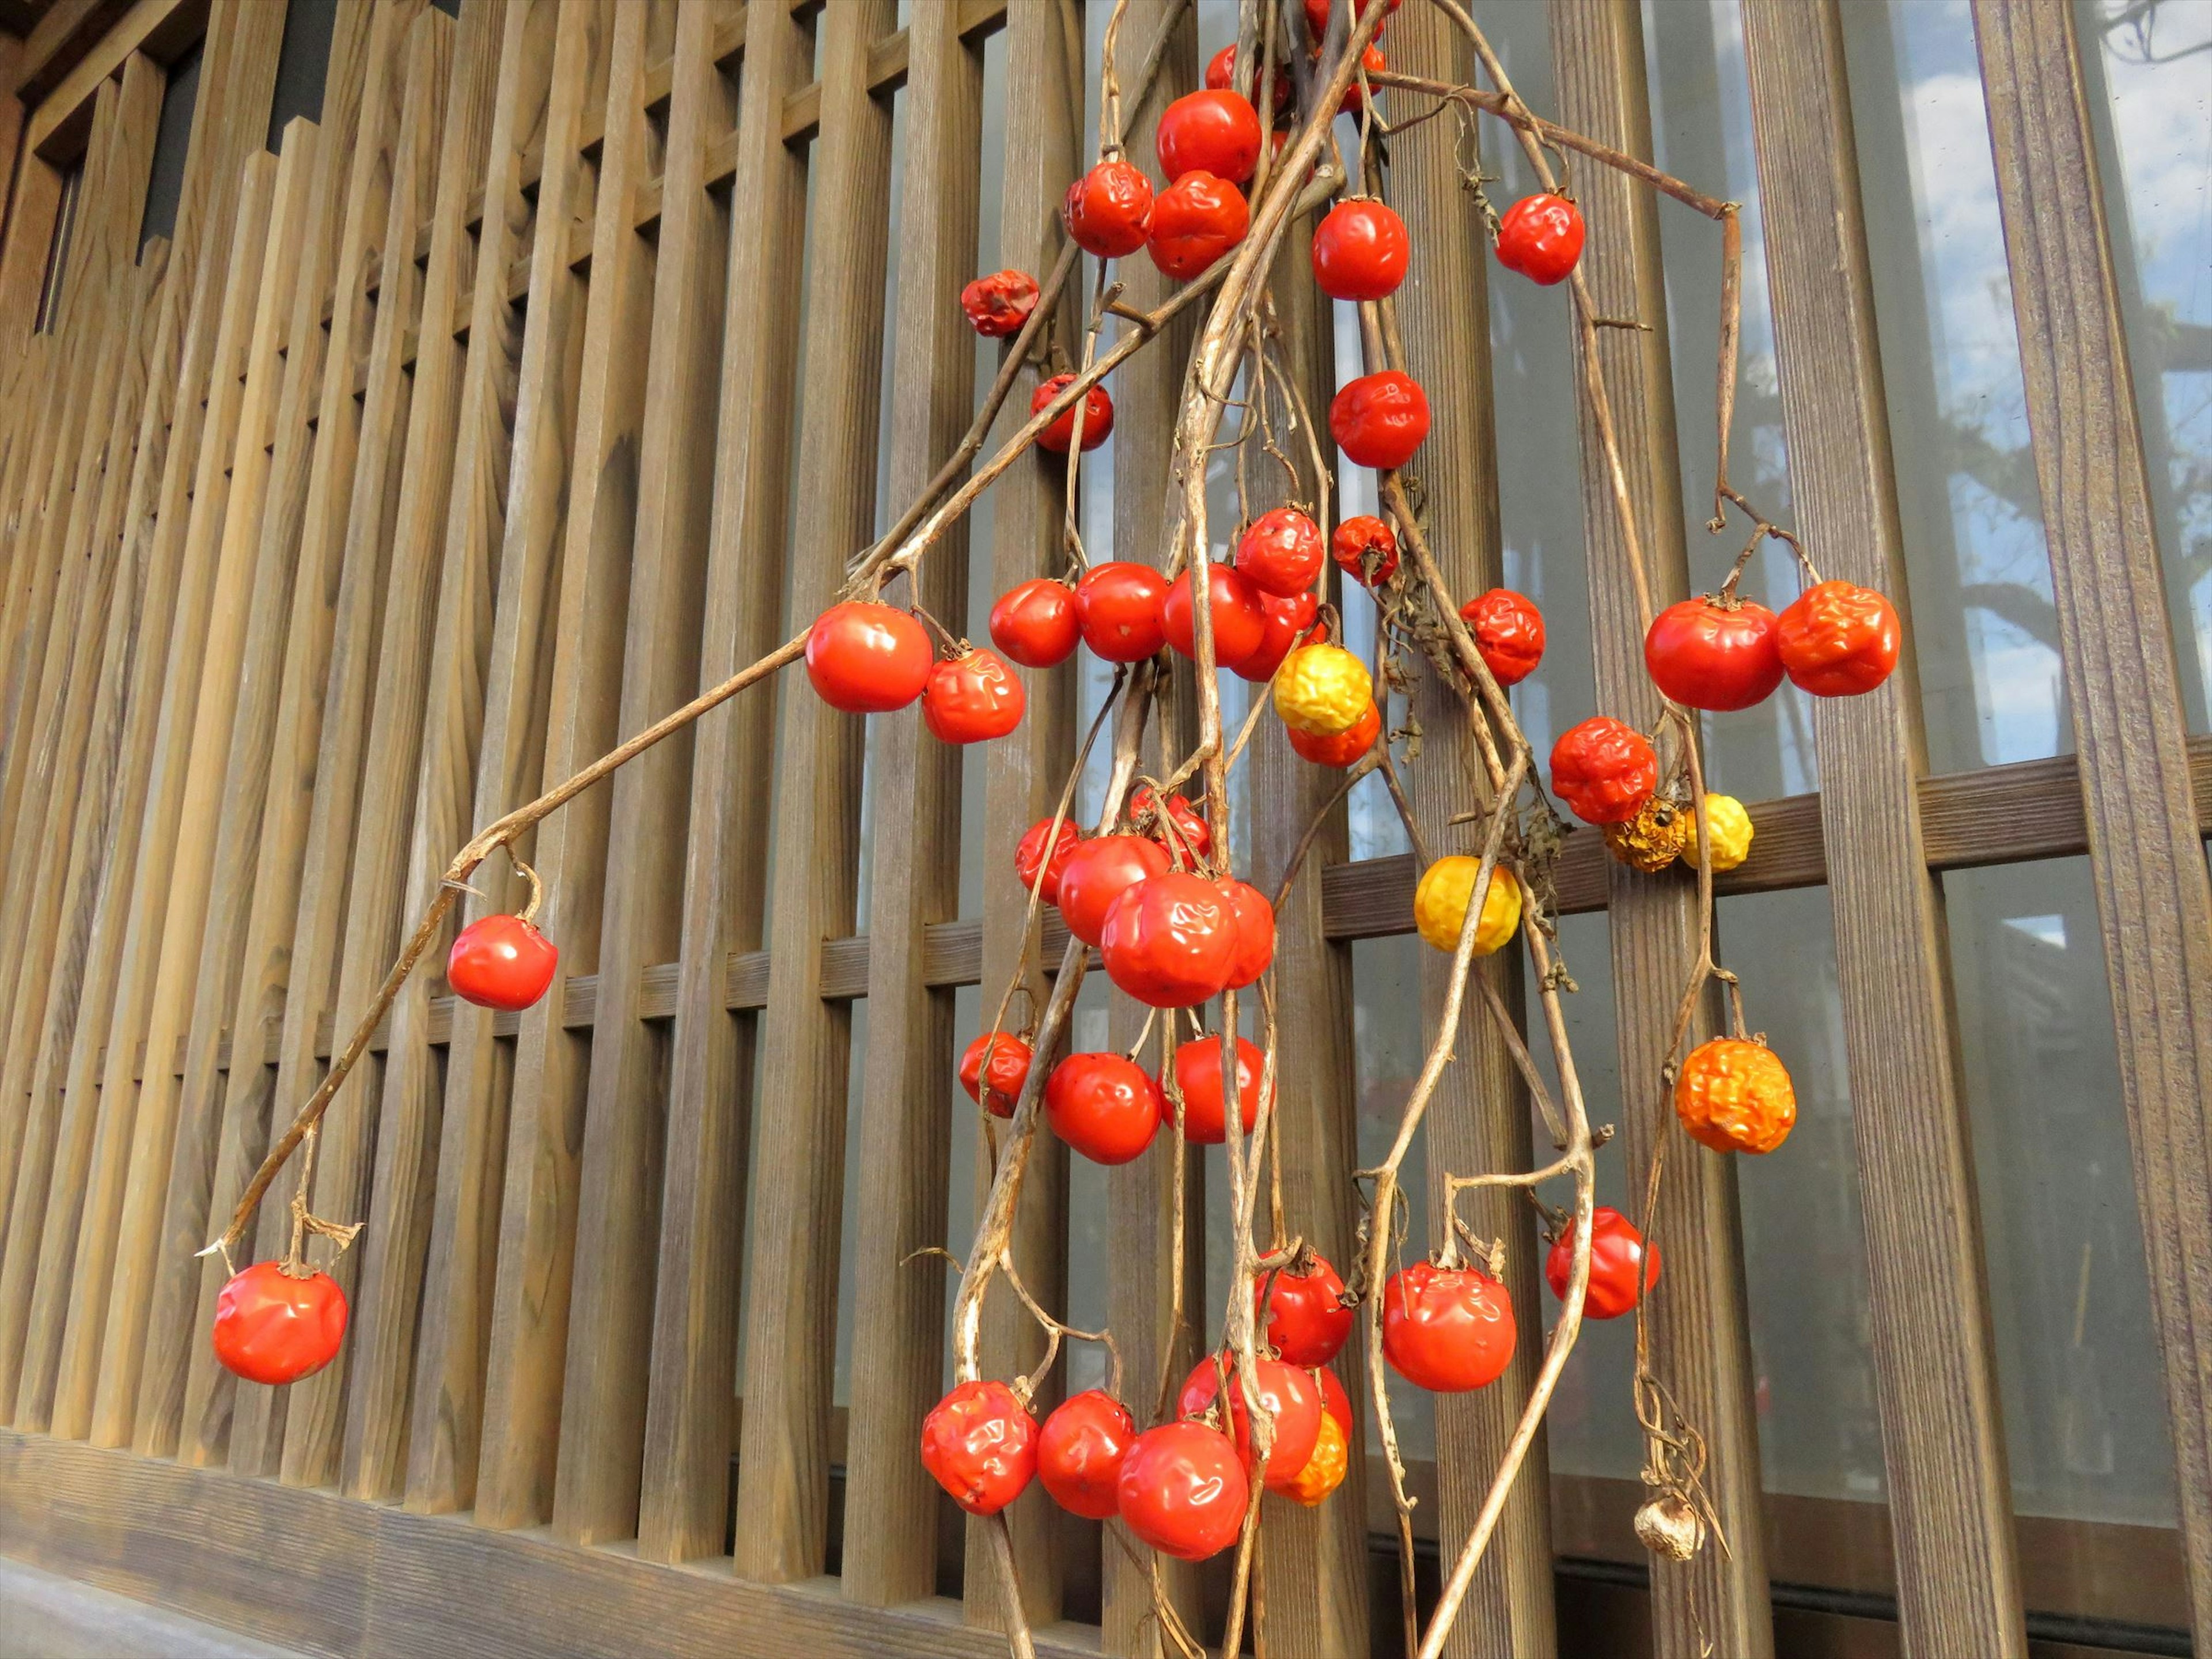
[989, 577, 1080, 668]
[1205, 43, 1290, 112]
[1157, 88, 1262, 185]
[923, 648, 1025, 743]
[1311, 196, 1408, 301]
[805, 601, 934, 713]
[1046, 1052, 1164, 1164]
[1147, 171, 1249, 280]
[1544, 1206, 1660, 1321]
[1074, 562, 1170, 662]
[1063, 159, 1153, 256]
[1331, 514, 1399, 586]
[1037, 1389, 1137, 1518]
[1216, 878, 1275, 988]
[1118, 1422, 1248, 1562]
[1643, 596, 1784, 712]
[1302, 0, 1401, 42]
[211, 1261, 347, 1385]
[1289, 699, 1381, 766]
[449, 914, 558, 1011]
[1382, 1260, 1517, 1392]
[1330, 370, 1430, 469]
[1548, 715, 1658, 825]
[1460, 588, 1546, 687]
[960, 1031, 1033, 1119]
[1179, 1355, 1323, 1484]
[1160, 562, 1267, 669]
[1031, 373, 1113, 453]
[1338, 45, 1389, 115]
[1130, 785, 1211, 858]
[960, 268, 1040, 337]
[1257, 1253, 1353, 1365]
[1777, 579, 1901, 697]
[1234, 507, 1326, 597]
[1056, 833, 1173, 945]
[1100, 872, 1239, 1008]
[1013, 816, 1084, 903]
[921, 1380, 1037, 1516]
[1238, 590, 1322, 683]
[1165, 1034, 1265, 1145]
[1495, 192, 1585, 285]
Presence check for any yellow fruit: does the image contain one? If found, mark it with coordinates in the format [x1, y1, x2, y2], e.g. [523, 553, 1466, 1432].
[1603, 796, 1689, 873]
[1279, 1410, 1348, 1506]
[1412, 857, 1522, 956]
[1272, 643, 1373, 736]
[1674, 1036, 1795, 1154]
[1684, 793, 1753, 872]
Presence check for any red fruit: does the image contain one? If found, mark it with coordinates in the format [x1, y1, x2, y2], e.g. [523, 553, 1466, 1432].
[1165, 1034, 1265, 1145]
[1056, 833, 1173, 945]
[1330, 371, 1430, 469]
[211, 1260, 348, 1385]
[1013, 816, 1085, 903]
[1074, 562, 1170, 661]
[1032, 372, 1113, 453]
[960, 1031, 1033, 1119]
[805, 600, 934, 713]
[1496, 192, 1585, 286]
[1234, 507, 1326, 598]
[1548, 715, 1658, 825]
[1257, 1255, 1353, 1365]
[1157, 88, 1262, 185]
[1289, 699, 1381, 766]
[1216, 878, 1275, 988]
[1544, 1206, 1660, 1321]
[1316, 1362, 1352, 1439]
[1381, 1260, 1517, 1392]
[1339, 45, 1389, 115]
[1302, 0, 1401, 43]
[1130, 785, 1211, 859]
[1101, 872, 1239, 1008]
[1310, 197, 1408, 301]
[960, 268, 1040, 337]
[1460, 588, 1546, 687]
[923, 648, 1026, 744]
[1205, 44, 1290, 112]
[1643, 597, 1783, 712]
[1037, 1389, 1137, 1518]
[1179, 1355, 1323, 1484]
[921, 1380, 1037, 1516]
[989, 578, 1081, 668]
[1161, 562, 1267, 668]
[1776, 579, 1901, 697]
[1046, 1052, 1164, 1165]
[1331, 514, 1399, 586]
[448, 914, 559, 1012]
[1063, 159, 1154, 257]
[1238, 590, 1322, 683]
[1119, 1422, 1249, 1560]
[1147, 171, 1250, 280]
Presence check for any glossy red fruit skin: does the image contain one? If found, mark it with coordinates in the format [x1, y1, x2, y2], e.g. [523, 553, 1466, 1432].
[1495, 192, 1586, 285]
[1046, 1052, 1164, 1164]
[1013, 816, 1085, 903]
[1147, 172, 1250, 280]
[1238, 590, 1322, 683]
[1643, 597, 1784, 712]
[1289, 699, 1381, 766]
[1161, 563, 1267, 668]
[1205, 44, 1291, 111]
[1101, 873, 1239, 1008]
[1037, 1389, 1137, 1518]
[960, 1031, 1034, 1119]
[1460, 588, 1546, 687]
[1382, 1260, 1517, 1392]
[1130, 785, 1211, 858]
[1310, 198, 1409, 301]
[1234, 507, 1326, 598]
[1776, 579, 1901, 696]
[1166, 1034, 1265, 1145]
[923, 649, 1026, 744]
[212, 1261, 348, 1385]
[1032, 373, 1114, 453]
[1257, 1255, 1353, 1365]
[1179, 1356, 1323, 1484]
[805, 601, 934, 713]
[1118, 1422, 1250, 1562]
[1056, 834, 1174, 945]
[1316, 1362, 1352, 1439]
[989, 578, 1081, 668]
[1544, 1206, 1660, 1321]
[1217, 878, 1275, 988]
[1330, 371, 1430, 469]
[1331, 514, 1400, 586]
[1339, 44, 1388, 114]
[1063, 159, 1154, 257]
[921, 1380, 1038, 1516]
[1157, 89, 1262, 184]
[1302, 0, 1400, 42]
[1548, 715, 1659, 825]
[960, 268, 1040, 337]
[1074, 562, 1171, 662]
[449, 914, 559, 1011]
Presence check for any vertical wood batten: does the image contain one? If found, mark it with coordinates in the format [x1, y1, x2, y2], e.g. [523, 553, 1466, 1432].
[1545, 0, 1773, 1650]
[732, 0, 897, 1585]
[841, 0, 982, 1608]
[1738, 3, 2028, 1649]
[635, 0, 808, 1567]
[1974, 1, 2212, 1641]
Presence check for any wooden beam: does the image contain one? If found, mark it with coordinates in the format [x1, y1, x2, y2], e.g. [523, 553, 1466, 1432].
[12, 0, 138, 110]
[24, 0, 207, 161]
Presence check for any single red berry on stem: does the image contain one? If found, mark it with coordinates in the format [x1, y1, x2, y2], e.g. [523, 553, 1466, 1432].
[1157, 88, 1262, 184]
[1179, 1355, 1324, 1484]
[1776, 579, 1901, 697]
[1046, 1052, 1164, 1164]
[1165, 1034, 1266, 1144]
[1074, 562, 1169, 661]
[1460, 588, 1546, 687]
[1118, 1422, 1249, 1562]
[1548, 715, 1658, 825]
[1205, 43, 1291, 112]
[1643, 597, 1784, 712]
[989, 577, 1080, 668]
[1382, 1259, 1517, 1392]
[1056, 833, 1173, 945]
[922, 648, 1026, 744]
[1037, 1389, 1137, 1518]
[1234, 507, 1326, 597]
[959, 268, 1040, 337]
[1129, 785, 1211, 858]
[1545, 1206, 1660, 1320]
[1257, 1253, 1354, 1365]
[1147, 172, 1249, 280]
[1495, 192, 1586, 285]
[1238, 590, 1322, 683]
[1338, 45, 1389, 115]
[960, 1031, 1033, 1119]
[1032, 373, 1113, 453]
[1100, 872, 1239, 1008]
[1215, 878, 1275, 988]
[449, 914, 559, 1011]
[1161, 562, 1267, 669]
[212, 1261, 348, 1385]
[805, 601, 934, 712]
[921, 1380, 1037, 1516]
[1063, 159, 1153, 257]
[1013, 816, 1085, 903]
[1330, 370, 1430, 469]
[1331, 514, 1399, 586]
[1311, 197, 1409, 301]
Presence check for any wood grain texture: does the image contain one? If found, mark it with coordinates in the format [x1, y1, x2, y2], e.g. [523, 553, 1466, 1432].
[1546, 0, 1772, 1650]
[1738, 5, 2028, 1650]
[1974, 1, 2212, 1642]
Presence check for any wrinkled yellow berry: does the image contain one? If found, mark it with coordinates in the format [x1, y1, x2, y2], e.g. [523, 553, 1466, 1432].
[1272, 643, 1373, 736]
[1684, 793, 1753, 872]
[1412, 857, 1522, 956]
[1603, 796, 1689, 873]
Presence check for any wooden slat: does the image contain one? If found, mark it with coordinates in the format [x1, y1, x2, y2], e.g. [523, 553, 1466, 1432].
[1546, 0, 1773, 1650]
[1739, 4, 2029, 1649]
[23, 0, 208, 158]
[11, 0, 140, 108]
[1974, 2, 2212, 1643]
[731, 0, 896, 1586]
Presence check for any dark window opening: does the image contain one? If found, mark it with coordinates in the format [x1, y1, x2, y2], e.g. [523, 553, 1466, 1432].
[138, 43, 202, 256]
[267, 0, 342, 150]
